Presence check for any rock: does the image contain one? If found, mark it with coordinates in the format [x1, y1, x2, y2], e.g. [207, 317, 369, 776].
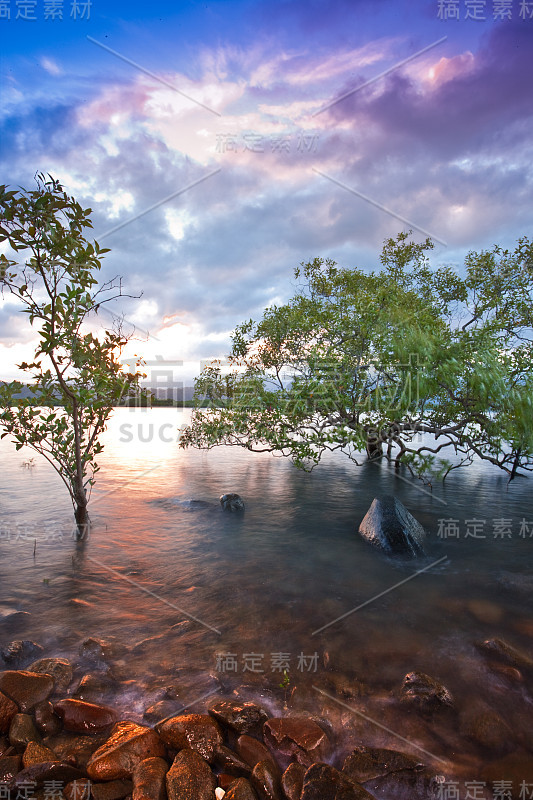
[43, 731, 109, 769]
[22, 741, 58, 767]
[236, 734, 276, 769]
[214, 745, 252, 777]
[29, 658, 74, 690]
[300, 763, 374, 800]
[225, 778, 258, 800]
[0, 671, 54, 712]
[156, 714, 222, 763]
[75, 671, 117, 701]
[342, 745, 424, 782]
[92, 779, 133, 800]
[132, 756, 168, 800]
[166, 749, 217, 800]
[9, 713, 42, 750]
[362, 767, 445, 800]
[143, 700, 181, 725]
[358, 496, 427, 557]
[461, 707, 515, 755]
[0, 755, 22, 782]
[0, 691, 19, 734]
[86, 722, 167, 780]
[250, 759, 283, 800]
[34, 700, 62, 736]
[1, 641, 43, 668]
[466, 600, 503, 624]
[6, 761, 85, 790]
[79, 638, 124, 663]
[263, 717, 330, 767]
[220, 494, 245, 512]
[64, 778, 93, 800]
[54, 699, 118, 733]
[399, 672, 453, 713]
[281, 762, 305, 800]
[476, 638, 533, 675]
[210, 700, 268, 736]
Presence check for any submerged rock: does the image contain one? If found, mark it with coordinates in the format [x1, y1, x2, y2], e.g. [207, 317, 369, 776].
[263, 717, 330, 767]
[359, 496, 427, 557]
[220, 494, 245, 512]
[399, 672, 454, 713]
[300, 763, 374, 800]
[1, 641, 43, 668]
[209, 700, 268, 735]
[29, 658, 74, 690]
[342, 745, 424, 782]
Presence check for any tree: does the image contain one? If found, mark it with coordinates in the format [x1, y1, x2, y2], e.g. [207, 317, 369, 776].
[0, 174, 145, 537]
[180, 232, 533, 485]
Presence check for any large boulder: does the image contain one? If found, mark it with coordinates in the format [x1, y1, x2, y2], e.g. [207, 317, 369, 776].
[358, 496, 427, 557]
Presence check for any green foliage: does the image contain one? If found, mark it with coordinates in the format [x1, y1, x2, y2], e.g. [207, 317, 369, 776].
[0, 174, 145, 529]
[180, 231, 533, 483]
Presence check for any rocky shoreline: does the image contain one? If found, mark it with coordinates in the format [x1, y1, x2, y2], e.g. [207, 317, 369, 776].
[1, 637, 533, 800]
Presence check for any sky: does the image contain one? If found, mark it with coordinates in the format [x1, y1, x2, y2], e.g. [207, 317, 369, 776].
[1, 0, 532, 384]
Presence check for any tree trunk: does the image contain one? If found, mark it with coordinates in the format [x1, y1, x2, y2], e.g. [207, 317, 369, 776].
[365, 433, 383, 460]
[74, 503, 89, 540]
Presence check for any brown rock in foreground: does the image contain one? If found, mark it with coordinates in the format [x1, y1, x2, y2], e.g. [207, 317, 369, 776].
[54, 699, 118, 733]
[28, 658, 74, 690]
[132, 756, 168, 800]
[157, 713, 222, 763]
[7, 760, 85, 790]
[263, 717, 330, 766]
[91, 778, 133, 800]
[0, 691, 18, 734]
[281, 762, 305, 800]
[64, 778, 93, 800]
[22, 741, 58, 767]
[250, 759, 283, 800]
[165, 749, 217, 800]
[225, 777, 259, 800]
[236, 735, 276, 769]
[34, 700, 62, 736]
[9, 713, 42, 750]
[86, 722, 166, 780]
[0, 671, 54, 712]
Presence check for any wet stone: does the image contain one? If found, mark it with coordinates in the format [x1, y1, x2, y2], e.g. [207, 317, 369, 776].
[86, 721, 167, 781]
[132, 756, 168, 800]
[214, 744, 252, 776]
[263, 717, 330, 767]
[0, 691, 19, 734]
[44, 731, 109, 769]
[54, 699, 118, 734]
[6, 761, 85, 790]
[236, 734, 276, 769]
[209, 700, 269, 735]
[361, 767, 445, 800]
[224, 777, 259, 800]
[477, 638, 533, 675]
[0, 671, 54, 712]
[281, 762, 305, 800]
[34, 700, 62, 737]
[250, 759, 283, 800]
[156, 714, 222, 763]
[92, 779, 133, 800]
[74, 671, 118, 702]
[29, 658, 74, 690]
[301, 763, 375, 800]
[1, 642, 43, 668]
[9, 713, 42, 750]
[399, 672, 454, 713]
[22, 741, 58, 768]
[0, 755, 22, 782]
[166, 749, 217, 800]
[342, 745, 424, 782]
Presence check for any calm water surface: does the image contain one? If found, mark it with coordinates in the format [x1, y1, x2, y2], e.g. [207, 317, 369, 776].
[0, 408, 532, 780]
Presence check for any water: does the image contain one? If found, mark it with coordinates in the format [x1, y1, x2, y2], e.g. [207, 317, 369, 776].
[1, 408, 532, 780]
